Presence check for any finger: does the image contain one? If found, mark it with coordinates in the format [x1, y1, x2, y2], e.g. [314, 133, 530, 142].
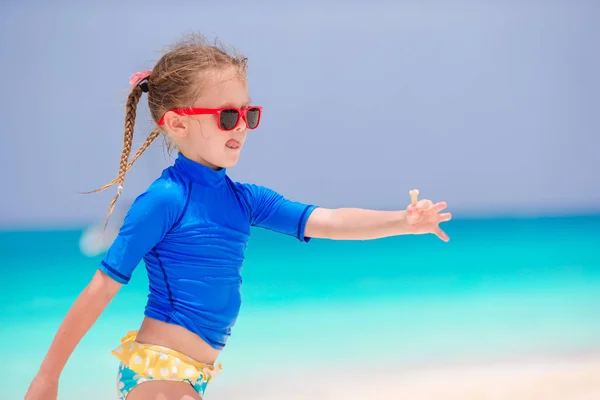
[429, 201, 448, 213]
[434, 227, 450, 242]
[438, 212, 452, 223]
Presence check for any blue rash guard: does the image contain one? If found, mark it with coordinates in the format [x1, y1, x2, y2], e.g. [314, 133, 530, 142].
[99, 153, 317, 350]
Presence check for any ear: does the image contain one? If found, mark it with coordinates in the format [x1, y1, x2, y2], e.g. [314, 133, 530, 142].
[162, 111, 188, 138]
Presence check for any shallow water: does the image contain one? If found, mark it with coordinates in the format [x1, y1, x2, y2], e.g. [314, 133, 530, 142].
[2, 214, 599, 399]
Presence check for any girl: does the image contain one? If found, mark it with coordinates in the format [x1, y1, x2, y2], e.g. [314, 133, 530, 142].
[25, 34, 451, 400]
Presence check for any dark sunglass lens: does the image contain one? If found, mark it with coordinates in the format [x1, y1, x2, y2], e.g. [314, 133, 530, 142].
[246, 108, 261, 129]
[219, 109, 239, 130]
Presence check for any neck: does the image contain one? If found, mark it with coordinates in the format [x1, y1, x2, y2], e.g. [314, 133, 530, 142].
[179, 149, 221, 171]
[173, 152, 227, 187]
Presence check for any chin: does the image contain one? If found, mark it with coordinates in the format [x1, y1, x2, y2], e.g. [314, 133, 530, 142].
[219, 155, 241, 168]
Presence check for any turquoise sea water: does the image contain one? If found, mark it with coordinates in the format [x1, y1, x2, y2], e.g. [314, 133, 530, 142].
[1, 214, 599, 399]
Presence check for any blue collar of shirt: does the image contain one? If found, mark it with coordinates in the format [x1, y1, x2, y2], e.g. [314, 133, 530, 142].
[173, 152, 226, 187]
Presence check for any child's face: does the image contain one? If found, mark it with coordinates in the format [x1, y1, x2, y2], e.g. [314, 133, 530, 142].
[167, 66, 252, 170]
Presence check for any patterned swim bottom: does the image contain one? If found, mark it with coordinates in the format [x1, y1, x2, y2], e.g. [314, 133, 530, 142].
[112, 331, 222, 399]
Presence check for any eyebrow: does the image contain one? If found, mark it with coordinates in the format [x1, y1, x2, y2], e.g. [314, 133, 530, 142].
[218, 97, 252, 108]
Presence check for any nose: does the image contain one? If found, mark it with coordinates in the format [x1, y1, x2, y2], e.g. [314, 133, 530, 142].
[234, 115, 247, 132]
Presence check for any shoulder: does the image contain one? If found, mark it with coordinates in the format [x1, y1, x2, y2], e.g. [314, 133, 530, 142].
[231, 180, 256, 194]
[231, 180, 273, 197]
[229, 179, 290, 215]
[133, 167, 190, 211]
[229, 180, 271, 204]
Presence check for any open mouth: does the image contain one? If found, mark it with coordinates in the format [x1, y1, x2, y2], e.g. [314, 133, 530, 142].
[225, 139, 241, 149]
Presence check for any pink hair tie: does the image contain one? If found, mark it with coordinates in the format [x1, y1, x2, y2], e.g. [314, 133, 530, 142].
[129, 70, 152, 92]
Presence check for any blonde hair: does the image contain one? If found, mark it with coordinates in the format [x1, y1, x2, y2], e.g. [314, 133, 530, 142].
[87, 34, 248, 227]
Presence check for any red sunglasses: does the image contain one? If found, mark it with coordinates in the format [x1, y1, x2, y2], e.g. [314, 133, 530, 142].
[157, 106, 262, 131]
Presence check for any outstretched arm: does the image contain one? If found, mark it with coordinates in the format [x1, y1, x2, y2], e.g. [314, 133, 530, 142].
[304, 190, 452, 242]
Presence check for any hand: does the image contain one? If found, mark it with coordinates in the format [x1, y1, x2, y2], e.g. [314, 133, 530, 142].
[25, 373, 58, 400]
[405, 189, 452, 242]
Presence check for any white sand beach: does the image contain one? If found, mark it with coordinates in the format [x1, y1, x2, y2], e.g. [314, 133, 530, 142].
[210, 354, 600, 400]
